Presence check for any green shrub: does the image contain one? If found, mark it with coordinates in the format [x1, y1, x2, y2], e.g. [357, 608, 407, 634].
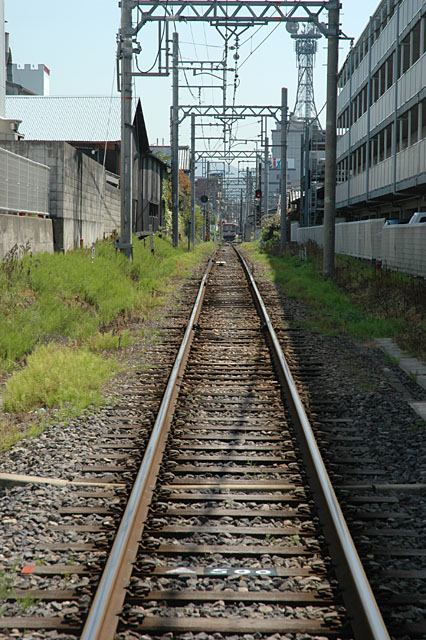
[2, 344, 118, 414]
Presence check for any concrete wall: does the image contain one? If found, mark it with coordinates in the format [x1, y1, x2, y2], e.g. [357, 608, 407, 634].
[0, 213, 53, 259]
[0, 140, 121, 252]
[61, 143, 120, 251]
[380, 224, 426, 277]
[294, 219, 426, 278]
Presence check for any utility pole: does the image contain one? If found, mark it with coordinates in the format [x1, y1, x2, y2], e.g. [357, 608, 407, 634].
[246, 167, 251, 238]
[239, 190, 243, 239]
[304, 124, 310, 226]
[171, 31, 179, 247]
[190, 113, 196, 247]
[323, 0, 340, 278]
[280, 87, 288, 250]
[119, 0, 133, 259]
[264, 123, 269, 222]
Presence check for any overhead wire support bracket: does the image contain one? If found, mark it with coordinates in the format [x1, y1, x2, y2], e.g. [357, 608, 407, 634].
[133, 1, 334, 36]
[178, 104, 282, 123]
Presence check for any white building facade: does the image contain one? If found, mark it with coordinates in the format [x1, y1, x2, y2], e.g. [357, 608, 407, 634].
[270, 117, 305, 210]
[336, 0, 426, 221]
[11, 63, 51, 96]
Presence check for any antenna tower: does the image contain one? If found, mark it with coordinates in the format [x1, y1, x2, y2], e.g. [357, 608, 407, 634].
[290, 24, 322, 121]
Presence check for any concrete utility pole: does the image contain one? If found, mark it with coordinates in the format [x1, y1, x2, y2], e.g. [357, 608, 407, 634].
[280, 87, 288, 250]
[239, 190, 243, 238]
[304, 124, 310, 226]
[190, 113, 196, 247]
[171, 32, 180, 247]
[264, 124, 269, 221]
[245, 167, 251, 239]
[119, 0, 134, 259]
[323, 0, 340, 279]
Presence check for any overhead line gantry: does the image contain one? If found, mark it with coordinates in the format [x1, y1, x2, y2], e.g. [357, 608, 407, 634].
[117, 0, 341, 277]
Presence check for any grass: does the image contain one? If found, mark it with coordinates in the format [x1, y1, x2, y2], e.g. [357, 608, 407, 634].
[252, 218, 426, 353]
[0, 565, 16, 616]
[2, 343, 119, 415]
[0, 236, 216, 450]
[0, 236, 216, 370]
[0, 563, 42, 616]
[243, 242, 403, 341]
[0, 421, 46, 452]
[86, 329, 133, 353]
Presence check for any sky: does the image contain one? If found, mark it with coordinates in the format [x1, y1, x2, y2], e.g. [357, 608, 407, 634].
[5, 0, 377, 164]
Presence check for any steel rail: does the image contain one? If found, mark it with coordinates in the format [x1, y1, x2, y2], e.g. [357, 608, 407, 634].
[81, 254, 215, 640]
[234, 245, 390, 640]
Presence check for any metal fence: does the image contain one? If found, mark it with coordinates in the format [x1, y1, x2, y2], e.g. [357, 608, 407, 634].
[0, 146, 49, 216]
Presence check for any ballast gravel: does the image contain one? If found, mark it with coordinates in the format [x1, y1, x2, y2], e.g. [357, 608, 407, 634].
[0, 250, 425, 639]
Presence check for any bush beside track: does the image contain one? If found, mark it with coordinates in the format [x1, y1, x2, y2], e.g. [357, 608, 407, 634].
[0, 236, 215, 449]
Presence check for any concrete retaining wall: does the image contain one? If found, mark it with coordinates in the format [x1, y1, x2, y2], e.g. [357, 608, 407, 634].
[0, 141, 121, 252]
[0, 214, 54, 259]
[294, 219, 426, 277]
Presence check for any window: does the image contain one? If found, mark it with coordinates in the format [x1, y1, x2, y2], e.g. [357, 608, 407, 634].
[410, 105, 419, 145]
[386, 53, 394, 89]
[385, 122, 393, 159]
[422, 100, 426, 139]
[412, 20, 421, 64]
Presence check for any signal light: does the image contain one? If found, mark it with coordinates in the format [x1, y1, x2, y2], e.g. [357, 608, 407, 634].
[255, 189, 261, 199]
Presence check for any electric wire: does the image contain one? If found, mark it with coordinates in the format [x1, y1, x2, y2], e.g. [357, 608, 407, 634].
[97, 64, 117, 220]
[134, 4, 167, 74]
[239, 22, 281, 68]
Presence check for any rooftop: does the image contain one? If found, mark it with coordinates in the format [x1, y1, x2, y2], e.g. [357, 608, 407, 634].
[5, 95, 127, 141]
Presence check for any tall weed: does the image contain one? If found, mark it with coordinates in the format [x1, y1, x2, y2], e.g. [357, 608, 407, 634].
[244, 242, 404, 342]
[2, 344, 118, 414]
[0, 237, 215, 370]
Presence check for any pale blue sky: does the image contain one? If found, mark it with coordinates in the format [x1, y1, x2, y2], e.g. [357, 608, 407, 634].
[6, 1, 376, 150]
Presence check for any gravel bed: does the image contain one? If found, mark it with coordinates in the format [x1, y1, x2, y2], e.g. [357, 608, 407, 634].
[1, 248, 425, 639]
[240, 248, 426, 638]
[0, 266, 205, 639]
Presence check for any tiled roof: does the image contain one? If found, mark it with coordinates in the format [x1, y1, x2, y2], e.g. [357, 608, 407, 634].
[5, 96, 130, 141]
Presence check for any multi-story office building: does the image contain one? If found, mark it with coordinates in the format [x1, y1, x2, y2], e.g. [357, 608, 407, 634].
[336, 0, 426, 221]
[269, 116, 325, 222]
[269, 116, 306, 211]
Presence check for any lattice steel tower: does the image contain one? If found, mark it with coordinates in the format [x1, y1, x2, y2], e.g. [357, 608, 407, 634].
[289, 24, 322, 121]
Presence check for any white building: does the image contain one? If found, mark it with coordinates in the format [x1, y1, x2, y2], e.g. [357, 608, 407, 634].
[11, 63, 51, 96]
[269, 116, 325, 221]
[336, 0, 426, 221]
[269, 117, 305, 209]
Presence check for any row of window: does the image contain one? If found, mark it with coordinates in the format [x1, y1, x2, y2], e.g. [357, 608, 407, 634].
[337, 98, 426, 181]
[337, 14, 426, 133]
[338, 0, 398, 87]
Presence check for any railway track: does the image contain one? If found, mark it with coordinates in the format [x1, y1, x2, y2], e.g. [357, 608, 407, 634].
[0, 244, 407, 639]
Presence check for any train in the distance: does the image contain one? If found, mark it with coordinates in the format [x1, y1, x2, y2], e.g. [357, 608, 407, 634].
[222, 221, 238, 242]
